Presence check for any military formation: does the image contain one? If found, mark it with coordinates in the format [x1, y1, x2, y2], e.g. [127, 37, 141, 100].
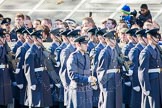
[0, 3, 162, 108]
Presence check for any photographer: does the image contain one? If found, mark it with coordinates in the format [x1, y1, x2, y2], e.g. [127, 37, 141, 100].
[137, 4, 152, 27]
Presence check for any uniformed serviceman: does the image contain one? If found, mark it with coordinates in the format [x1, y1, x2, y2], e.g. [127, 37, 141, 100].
[87, 27, 98, 54]
[90, 28, 107, 108]
[24, 30, 53, 107]
[14, 28, 34, 108]
[49, 28, 62, 55]
[49, 28, 62, 108]
[54, 29, 71, 108]
[0, 28, 13, 108]
[97, 31, 122, 108]
[12, 27, 25, 54]
[11, 27, 25, 108]
[128, 29, 148, 108]
[121, 28, 138, 108]
[138, 28, 162, 108]
[67, 36, 97, 108]
[59, 29, 80, 107]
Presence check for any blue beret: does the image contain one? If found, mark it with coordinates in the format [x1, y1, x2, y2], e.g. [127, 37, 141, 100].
[60, 29, 71, 36]
[87, 27, 98, 36]
[126, 28, 138, 37]
[74, 36, 89, 43]
[1, 18, 11, 25]
[103, 31, 116, 40]
[136, 29, 147, 38]
[67, 29, 81, 37]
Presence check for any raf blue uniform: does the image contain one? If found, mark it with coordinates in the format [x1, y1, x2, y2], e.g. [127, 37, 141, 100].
[90, 28, 107, 108]
[0, 29, 13, 107]
[24, 31, 53, 107]
[121, 28, 138, 107]
[138, 29, 162, 108]
[97, 31, 122, 108]
[59, 44, 76, 106]
[67, 36, 93, 108]
[59, 30, 79, 106]
[14, 42, 31, 106]
[90, 42, 105, 107]
[128, 29, 147, 108]
[87, 28, 98, 54]
[54, 30, 70, 106]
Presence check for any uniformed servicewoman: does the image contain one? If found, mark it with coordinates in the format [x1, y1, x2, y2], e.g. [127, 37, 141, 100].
[24, 30, 53, 107]
[67, 36, 97, 108]
[59, 29, 80, 107]
[121, 28, 138, 108]
[97, 31, 122, 108]
[128, 29, 148, 108]
[138, 28, 162, 108]
[0, 28, 13, 108]
[90, 28, 107, 108]
[14, 28, 35, 107]
[87, 27, 98, 54]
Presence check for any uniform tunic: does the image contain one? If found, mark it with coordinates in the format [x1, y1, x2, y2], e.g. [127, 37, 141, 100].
[24, 44, 53, 107]
[128, 43, 145, 108]
[67, 50, 93, 108]
[0, 45, 13, 105]
[15, 42, 30, 105]
[59, 44, 76, 106]
[90, 43, 105, 107]
[97, 46, 122, 108]
[138, 45, 162, 108]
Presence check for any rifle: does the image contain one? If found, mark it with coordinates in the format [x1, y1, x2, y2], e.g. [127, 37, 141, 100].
[116, 44, 132, 72]
[41, 43, 62, 87]
[4, 41, 18, 70]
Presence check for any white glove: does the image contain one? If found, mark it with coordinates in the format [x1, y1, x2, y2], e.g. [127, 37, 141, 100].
[50, 84, 54, 88]
[143, 91, 150, 96]
[55, 83, 62, 88]
[30, 85, 36, 90]
[55, 62, 60, 67]
[17, 84, 23, 89]
[15, 69, 20, 74]
[133, 86, 140, 92]
[126, 70, 133, 76]
[124, 82, 131, 86]
[88, 76, 97, 83]
[12, 82, 17, 86]
[92, 84, 98, 90]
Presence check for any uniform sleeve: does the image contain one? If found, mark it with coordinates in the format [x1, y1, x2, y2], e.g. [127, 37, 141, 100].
[59, 49, 70, 87]
[67, 54, 89, 84]
[24, 52, 38, 85]
[14, 47, 25, 84]
[97, 50, 110, 85]
[138, 50, 151, 92]
[128, 48, 140, 87]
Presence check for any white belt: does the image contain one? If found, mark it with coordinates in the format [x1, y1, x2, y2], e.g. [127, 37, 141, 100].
[148, 68, 162, 73]
[107, 69, 119, 73]
[0, 64, 8, 69]
[34, 67, 45, 72]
